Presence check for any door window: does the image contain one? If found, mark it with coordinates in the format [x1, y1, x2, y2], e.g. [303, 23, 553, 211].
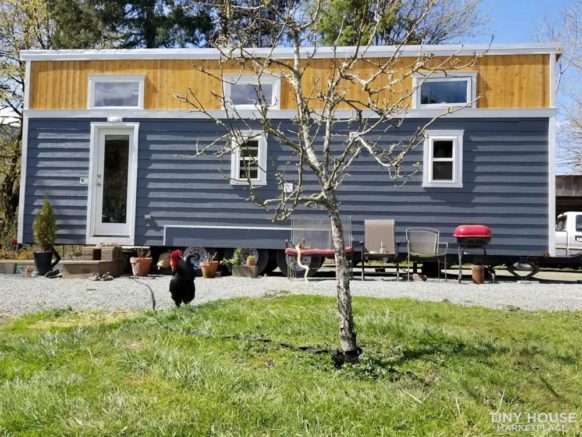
[102, 135, 129, 224]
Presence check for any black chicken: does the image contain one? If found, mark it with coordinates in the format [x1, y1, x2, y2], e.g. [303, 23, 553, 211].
[169, 250, 195, 307]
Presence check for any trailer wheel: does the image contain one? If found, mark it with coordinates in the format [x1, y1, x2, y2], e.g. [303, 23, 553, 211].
[262, 250, 279, 275]
[183, 246, 208, 269]
[275, 250, 323, 277]
[223, 248, 270, 275]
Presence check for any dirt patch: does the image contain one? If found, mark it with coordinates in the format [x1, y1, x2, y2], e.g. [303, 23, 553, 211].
[30, 311, 137, 330]
[0, 314, 12, 328]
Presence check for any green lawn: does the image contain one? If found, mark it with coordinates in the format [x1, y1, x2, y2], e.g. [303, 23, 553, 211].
[0, 295, 581, 435]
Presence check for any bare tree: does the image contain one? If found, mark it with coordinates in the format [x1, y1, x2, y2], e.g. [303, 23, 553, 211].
[179, 0, 478, 361]
[538, 1, 582, 173]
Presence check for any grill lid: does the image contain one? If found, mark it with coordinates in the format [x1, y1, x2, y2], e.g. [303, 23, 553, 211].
[453, 224, 492, 238]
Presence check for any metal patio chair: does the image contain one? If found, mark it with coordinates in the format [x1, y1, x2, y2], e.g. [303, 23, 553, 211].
[360, 219, 400, 280]
[406, 227, 448, 281]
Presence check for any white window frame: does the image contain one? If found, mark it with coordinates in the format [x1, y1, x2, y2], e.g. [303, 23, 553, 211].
[223, 74, 281, 110]
[423, 130, 464, 188]
[412, 72, 477, 109]
[230, 130, 268, 186]
[88, 74, 145, 109]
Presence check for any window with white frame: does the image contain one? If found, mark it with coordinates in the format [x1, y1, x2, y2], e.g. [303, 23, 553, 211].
[223, 74, 280, 110]
[423, 130, 464, 188]
[230, 132, 267, 185]
[88, 75, 145, 109]
[413, 73, 476, 109]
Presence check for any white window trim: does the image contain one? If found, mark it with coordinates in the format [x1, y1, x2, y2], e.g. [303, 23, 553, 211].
[86, 122, 139, 245]
[88, 74, 145, 109]
[223, 74, 281, 110]
[423, 130, 464, 188]
[230, 130, 268, 186]
[412, 72, 477, 109]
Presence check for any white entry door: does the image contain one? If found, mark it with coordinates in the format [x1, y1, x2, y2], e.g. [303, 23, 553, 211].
[88, 124, 138, 244]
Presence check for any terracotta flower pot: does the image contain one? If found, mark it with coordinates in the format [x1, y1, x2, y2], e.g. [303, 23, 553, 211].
[200, 260, 219, 278]
[130, 257, 152, 276]
[246, 257, 256, 266]
[471, 264, 485, 284]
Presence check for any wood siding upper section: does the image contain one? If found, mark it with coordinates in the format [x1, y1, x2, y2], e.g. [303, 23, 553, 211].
[29, 54, 550, 110]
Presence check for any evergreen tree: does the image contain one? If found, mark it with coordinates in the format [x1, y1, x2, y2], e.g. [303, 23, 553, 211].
[92, 0, 213, 48]
[47, 0, 214, 49]
[48, 0, 110, 48]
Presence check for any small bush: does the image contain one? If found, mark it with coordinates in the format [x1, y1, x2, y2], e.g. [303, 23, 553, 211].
[33, 196, 57, 251]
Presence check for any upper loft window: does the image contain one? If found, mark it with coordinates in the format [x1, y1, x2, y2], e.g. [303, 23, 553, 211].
[223, 74, 280, 110]
[88, 75, 145, 109]
[413, 73, 477, 109]
[422, 130, 464, 188]
[230, 131, 267, 186]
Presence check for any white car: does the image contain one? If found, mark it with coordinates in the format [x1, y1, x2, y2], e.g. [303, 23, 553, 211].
[555, 212, 582, 256]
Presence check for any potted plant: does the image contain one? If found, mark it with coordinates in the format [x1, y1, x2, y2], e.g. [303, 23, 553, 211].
[32, 196, 59, 275]
[130, 248, 152, 276]
[222, 248, 257, 278]
[200, 252, 219, 278]
[246, 255, 256, 266]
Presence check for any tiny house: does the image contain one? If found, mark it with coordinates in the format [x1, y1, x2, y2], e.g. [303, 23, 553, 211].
[18, 43, 560, 273]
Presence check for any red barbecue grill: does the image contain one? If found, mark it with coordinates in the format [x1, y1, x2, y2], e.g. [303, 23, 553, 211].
[453, 225, 494, 283]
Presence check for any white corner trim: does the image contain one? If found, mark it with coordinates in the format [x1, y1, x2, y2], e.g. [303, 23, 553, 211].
[20, 43, 563, 61]
[23, 61, 31, 110]
[86, 122, 139, 246]
[422, 130, 464, 188]
[548, 116, 556, 256]
[549, 52, 557, 108]
[412, 72, 477, 110]
[87, 74, 145, 110]
[24, 108, 557, 120]
[17, 115, 29, 243]
[230, 130, 268, 186]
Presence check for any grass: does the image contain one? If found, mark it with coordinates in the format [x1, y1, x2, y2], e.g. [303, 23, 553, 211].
[0, 295, 581, 435]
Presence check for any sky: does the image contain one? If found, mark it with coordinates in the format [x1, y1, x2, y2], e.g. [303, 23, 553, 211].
[473, 0, 573, 43]
[472, 0, 578, 174]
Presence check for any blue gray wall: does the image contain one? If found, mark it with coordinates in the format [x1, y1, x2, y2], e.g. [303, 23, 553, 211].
[24, 117, 549, 255]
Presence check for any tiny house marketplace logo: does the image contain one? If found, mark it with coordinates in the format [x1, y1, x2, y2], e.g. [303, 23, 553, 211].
[491, 412, 577, 433]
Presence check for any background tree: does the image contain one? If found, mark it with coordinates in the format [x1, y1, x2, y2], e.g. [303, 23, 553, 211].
[47, 0, 111, 48]
[316, 0, 484, 46]
[0, 0, 55, 242]
[90, 0, 214, 48]
[209, 0, 296, 47]
[181, 0, 479, 361]
[538, 0, 582, 173]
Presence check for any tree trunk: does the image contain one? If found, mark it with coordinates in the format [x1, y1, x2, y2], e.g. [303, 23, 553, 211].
[327, 196, 359, 362]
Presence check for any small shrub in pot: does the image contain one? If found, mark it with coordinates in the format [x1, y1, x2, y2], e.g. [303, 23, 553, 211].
[32, 196, 58, 275]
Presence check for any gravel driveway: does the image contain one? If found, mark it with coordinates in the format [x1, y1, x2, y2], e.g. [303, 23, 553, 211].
[1, 273, 582, 316]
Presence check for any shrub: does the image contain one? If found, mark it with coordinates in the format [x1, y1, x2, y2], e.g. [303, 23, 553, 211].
[33, 196, 57, 251]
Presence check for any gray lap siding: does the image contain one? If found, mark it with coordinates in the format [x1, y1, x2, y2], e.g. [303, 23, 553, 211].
[23, 117, 549, 255]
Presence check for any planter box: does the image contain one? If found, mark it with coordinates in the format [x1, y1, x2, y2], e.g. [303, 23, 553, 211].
[100, 246, 122, 261]
[0, 261, 16, 274]
[82, 247, 101, 261]
[232, 265, 258, 278]
[61, 260, 124, 279]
